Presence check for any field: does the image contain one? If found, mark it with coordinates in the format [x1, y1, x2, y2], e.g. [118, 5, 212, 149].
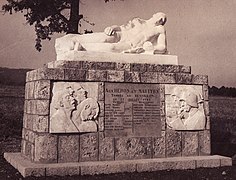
[0, 94, 235, 179]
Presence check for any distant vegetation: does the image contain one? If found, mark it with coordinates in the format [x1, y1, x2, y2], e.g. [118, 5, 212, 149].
[0, 67, 32, 86]
[209, 86, 236, 97]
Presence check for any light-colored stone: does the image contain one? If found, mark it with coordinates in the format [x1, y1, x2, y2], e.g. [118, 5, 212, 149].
[4, 153, 232, 177]
[182, 132, 199, 156]
[165, 84, 206, 130]
[153, 131, 165, 158]
[34, 80, 50, 99]
[166, 130, 181, 157]
[56, 13, 168, 58]
[50, 82, 99, 133]
[107, 70, 124, 82]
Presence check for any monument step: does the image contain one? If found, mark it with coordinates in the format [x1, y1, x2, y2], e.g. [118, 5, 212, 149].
[4, 152, 232, 177]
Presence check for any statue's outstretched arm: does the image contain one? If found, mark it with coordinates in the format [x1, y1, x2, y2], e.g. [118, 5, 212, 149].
[153, 33, 167, 54]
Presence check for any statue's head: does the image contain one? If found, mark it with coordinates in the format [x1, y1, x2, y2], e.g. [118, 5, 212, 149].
[150, 12, 167, 25]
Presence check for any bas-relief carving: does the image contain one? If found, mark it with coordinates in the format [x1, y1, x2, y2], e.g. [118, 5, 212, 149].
[50, 82, 99, 133]
[55, 12, 167, 57]
[165, 85, 206, 130]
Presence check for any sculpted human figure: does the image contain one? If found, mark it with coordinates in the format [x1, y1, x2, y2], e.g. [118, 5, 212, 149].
[167, 90, 206, 130]
[55, 12, 167, 55]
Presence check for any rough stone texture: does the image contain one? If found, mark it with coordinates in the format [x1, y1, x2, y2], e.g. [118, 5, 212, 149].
[26, 100, 37, 114]
[98, 82, 104, 101]
[182, 132, 199, 156]
[160, 101, 165, 116]
[86, 70, 107, 81]
[107, 70, 124, 82]
[175, 73, 193, 84]
[34, 134, 58, 163]
[140, 72, 158, 83]
[36, 68, 64, 80]
[4, 153, 232, 177]
[48, 60, 82, 69]
[162, 65, 180, 73]
[179, 65, 191, 74]
[204, 101, 210, 116]
[99, 133, 115, 161]
[161, 115, 166, 130]
[25, 81, 35, 100]
[23, 114, 35, 130]
[124, 71, 140, 82]
[80, 133, 98, 162]
[153, 131, 165, 158]
[98, 116, 104, 132]
[205, 116, 210, 130]
[98, 101, 104, 117]
[116, 63, 130, 71]
[34, 80, 51, 100]
[199, 130, 211, 155]
[96, 62, 116, 70]
[130, 63, 147, 72]
[192, 75, 208, 85]
[202, 85, 209, 101]
[33, 115, 49, 132]
[64, 69, 86, 80]
[80, 161, 136, 175]
[81, 61, 97, 70]
[159, 84, 165, 102]
[26, 69, 37, 82]
[115, 137, 152, 160]
[158, 73, 176, 84]
[166, 130, 182, 157]
[36, 100, 50, 115]
[58, 135, 79, 163]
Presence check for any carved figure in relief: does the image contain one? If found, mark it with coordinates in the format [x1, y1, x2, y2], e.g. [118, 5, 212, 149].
[55, 12, 167, 55]
[167, 88, 206, 130]
[50, 84, 99, 133]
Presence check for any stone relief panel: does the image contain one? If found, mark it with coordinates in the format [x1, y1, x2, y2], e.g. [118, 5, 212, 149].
[165, 85, 206, 130]
[50, 82, 99, 133]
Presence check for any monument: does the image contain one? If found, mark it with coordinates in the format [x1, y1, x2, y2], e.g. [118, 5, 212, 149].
[4, 12, 232, 177]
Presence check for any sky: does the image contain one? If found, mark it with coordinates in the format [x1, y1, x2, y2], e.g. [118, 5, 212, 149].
[0, 0, 236, 87]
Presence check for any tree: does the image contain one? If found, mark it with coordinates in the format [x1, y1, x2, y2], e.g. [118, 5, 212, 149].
[2, 0, 118, 51]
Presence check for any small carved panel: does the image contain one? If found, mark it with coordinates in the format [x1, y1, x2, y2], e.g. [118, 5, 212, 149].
[165, 85, 206, 130]
[50, 82, 99, 133]
[104, 83, 161, 137]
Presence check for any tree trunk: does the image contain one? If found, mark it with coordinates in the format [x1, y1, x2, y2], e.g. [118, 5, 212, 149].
[68, 0, 80, 34]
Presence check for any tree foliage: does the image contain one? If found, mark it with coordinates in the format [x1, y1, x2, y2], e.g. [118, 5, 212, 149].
[2, 0, 119, 51]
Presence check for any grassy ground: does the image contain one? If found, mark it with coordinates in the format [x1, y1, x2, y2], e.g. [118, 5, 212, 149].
[0, 96, 235, 179]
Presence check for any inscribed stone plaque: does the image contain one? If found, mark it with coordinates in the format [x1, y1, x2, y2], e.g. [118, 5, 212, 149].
[104, 83, 161, 137]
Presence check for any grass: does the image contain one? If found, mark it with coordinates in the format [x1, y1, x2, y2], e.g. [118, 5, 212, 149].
[0, 95, 235, 179]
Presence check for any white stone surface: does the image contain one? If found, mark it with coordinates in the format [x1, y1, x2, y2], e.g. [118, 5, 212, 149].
[165, 84, 206, 130]
[4, 153, 232, 177]
[56, 51, 178, 65]
[55, 12, 168, 59]
[50, 82, 99, 133]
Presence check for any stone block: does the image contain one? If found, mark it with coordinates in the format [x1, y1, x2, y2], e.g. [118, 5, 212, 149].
[175, 73, 193, 84]
[199, 130, 211, 155]
[34, 80, 50, 100]
[166, 130, 182, 157]
[192, 75, 208, 85]
[196, 156, 220, 168]
[205, 116, 210, 130]
[80, 161, 136, 175]
[96, 62, 116, 70]
[161, 115, 166, 130]
[86, 70, 107, 81]
[48, 60, 82, 69]
[116, 63, 130, 71]
[26, 69, 37, 82]
[26, 100, 37, 114]
[136, 159, 165, 172]
[81, 61, 97, 70]
[130, 63, 147, 72]
[115, 137, 152, 160]
[99, 133, 115, 161]
[58, 135, 79, 163]
[64, 69, 86, 80]
[98, 82, 104, 101]
[179, 65, 191, 74]
[153, 131, 165, 158]
[25, 82, 35, 100]
[80, 133, 98, 162]
[159, 84, 165, 102]
[202, 85, 209, 101]
[162, 65, 180, 73]
[98, 101, 104, 117]
[33, 115, 49, 132]
[160, 101, 165, 116]
[107, 70, 124, 82]
[36, 100, 50, 115]
[146, 64, 162, 72]
[140, 72, 158, 83]
[220, 156, 233, 166]
[182, 132, 199, 156]
[46, 165, 80, 176]
[124, 71, 140, 82]
[204, 101, 210, 116]
[21, 139, 26, 155]
[98, 116, 104, 132]
[23, 114, 36, 130]
[24, 141, 33, 159]
[158, 73, 176, 84]
[36, 68, 64, 80]
[34, 134, 58, 163]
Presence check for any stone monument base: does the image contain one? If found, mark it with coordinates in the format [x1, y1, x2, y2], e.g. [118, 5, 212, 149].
[4, 152, 232, 177]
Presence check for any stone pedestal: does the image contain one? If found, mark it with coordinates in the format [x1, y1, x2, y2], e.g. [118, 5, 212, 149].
[4, 54, 232, 177]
